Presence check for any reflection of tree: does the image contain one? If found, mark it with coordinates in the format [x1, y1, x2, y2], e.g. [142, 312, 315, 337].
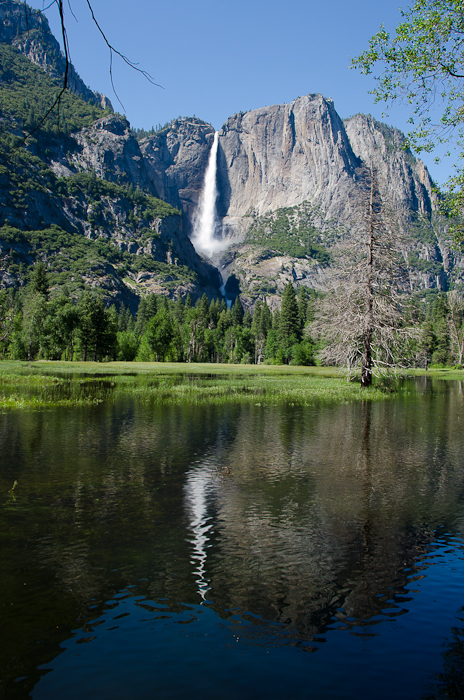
[207, 394, 464, 639]
[424, 608, 464, 700]
[340, 401, 376, 621]
[3, 387, 464, 690]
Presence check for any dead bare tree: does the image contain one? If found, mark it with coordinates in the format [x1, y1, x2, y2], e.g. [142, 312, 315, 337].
[310, 166, 419, 386]
[448, 291, 464, 366]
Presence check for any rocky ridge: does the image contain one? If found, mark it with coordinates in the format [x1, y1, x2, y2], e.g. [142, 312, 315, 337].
[0, 3, 219, 305]
[140, 118, 215, 225]
[0, 0, 111, 108]
[0, 0, 461, 310]
[139, 96, 459, 308]
[217, 102, 459, 307]
[55, 114, 157, 195]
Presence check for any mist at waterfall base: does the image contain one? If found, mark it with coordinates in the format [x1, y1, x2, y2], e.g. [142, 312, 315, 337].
[191, 132, 227, 259]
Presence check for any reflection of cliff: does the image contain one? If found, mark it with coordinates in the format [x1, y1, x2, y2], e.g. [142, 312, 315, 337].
[2, 383, 464, 691]
[199, 387, 464, 637]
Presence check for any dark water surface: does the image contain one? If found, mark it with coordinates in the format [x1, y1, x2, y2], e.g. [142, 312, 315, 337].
[2, 377, 464, 699]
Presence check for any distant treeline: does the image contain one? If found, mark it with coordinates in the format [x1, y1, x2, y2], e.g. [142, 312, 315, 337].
[0, 266, 315, 364]
[131, 124, 171, 140]
[0, 263, 462, 367]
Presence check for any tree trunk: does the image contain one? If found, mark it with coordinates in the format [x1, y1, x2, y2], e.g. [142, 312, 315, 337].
[361, 168, 375, 388]
[361, 331, 372, 386]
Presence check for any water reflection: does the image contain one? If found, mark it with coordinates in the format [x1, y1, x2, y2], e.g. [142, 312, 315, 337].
[1, 379, 464, 698]
[184, 463, 216, 599]
[424, 606, 464, 699]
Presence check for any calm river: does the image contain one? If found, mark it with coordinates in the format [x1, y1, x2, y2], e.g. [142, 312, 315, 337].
[1, 376, 464, 699]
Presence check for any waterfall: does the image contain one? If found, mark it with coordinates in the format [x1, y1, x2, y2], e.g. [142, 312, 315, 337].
[192, 131, 224, 257]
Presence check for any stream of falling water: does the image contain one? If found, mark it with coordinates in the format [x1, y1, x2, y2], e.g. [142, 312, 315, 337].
[192, 131, 223, 257]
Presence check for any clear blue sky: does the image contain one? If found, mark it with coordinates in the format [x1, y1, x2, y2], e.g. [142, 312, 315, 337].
[27, 0, 455, 185]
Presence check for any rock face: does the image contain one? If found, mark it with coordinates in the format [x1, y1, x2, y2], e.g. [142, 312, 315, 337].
[213, 96, 437, 245]
[62, 96, 460, 307]
[343, 114, 434, 218]
[217, 96, 361, 237]
[140, 118, 215, 228]
[67, 114, 157, 194]
[141, 94, 442, 254]
[173, 97, 458, 308]
[140, 97, 367, 241]
[0, 0, 460, 307]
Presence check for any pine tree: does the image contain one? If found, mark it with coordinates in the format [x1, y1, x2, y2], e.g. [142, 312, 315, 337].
[209, 299, 220, 328]
[118, 304, 134, 332]
[243, 309, 252, 328]
[77, 293, 109, 362]
[197, 293, 209, 321]
[447, 291, 464, 366]
[278, 283, 301, 363]
[147, 307, 173, 361]
[0, 289, 18, 359]
[104, 306, 118, 360]
[136, 294, 158, 335]
[251, 301, 272, 364]
[420, 320, 436, 371]
[430, 293, 450, 365]
[174, 294, 185, 324]
[297, 286, 308, 333]
[279, 283, 300, 341]
[231, 297, 243, 327]
[30, 262, 49, 300]
[272, 308, 280, 331]
[22, 291, 47, 360]
[260, 301, 272, 336]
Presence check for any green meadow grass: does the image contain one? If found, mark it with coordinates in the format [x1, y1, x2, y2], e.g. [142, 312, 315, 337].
[1, 360, 461, 410]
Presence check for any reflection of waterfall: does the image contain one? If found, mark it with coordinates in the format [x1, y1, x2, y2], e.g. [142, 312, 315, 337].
[192, 132, 225, 257]
[184, 465, 215, 600]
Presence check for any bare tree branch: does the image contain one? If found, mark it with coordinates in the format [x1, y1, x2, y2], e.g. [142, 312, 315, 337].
[10, 0, 162, 150]
[84, 0, 163, 113]
[309, 166, 420, 383]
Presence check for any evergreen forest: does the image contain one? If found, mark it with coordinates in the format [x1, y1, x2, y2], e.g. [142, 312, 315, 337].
[1, 267, 462, 370]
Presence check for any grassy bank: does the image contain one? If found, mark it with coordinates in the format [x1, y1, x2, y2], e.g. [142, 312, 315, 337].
[412, 367, 464, 381]
[0, 361, 408, 410]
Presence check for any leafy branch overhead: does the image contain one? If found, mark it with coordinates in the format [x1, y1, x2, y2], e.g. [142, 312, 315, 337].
[352, 0, 464, 154]
[352, 0, 464, 241]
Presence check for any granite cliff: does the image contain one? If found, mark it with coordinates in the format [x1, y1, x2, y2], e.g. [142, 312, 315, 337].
[0, 0, 219, 307]
[141, 97, 459, 308]
[140, 96, 434, 235]
[0, 0, 461, 311]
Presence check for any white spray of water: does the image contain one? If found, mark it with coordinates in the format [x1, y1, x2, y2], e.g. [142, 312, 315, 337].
[192, 131, 224, 257]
